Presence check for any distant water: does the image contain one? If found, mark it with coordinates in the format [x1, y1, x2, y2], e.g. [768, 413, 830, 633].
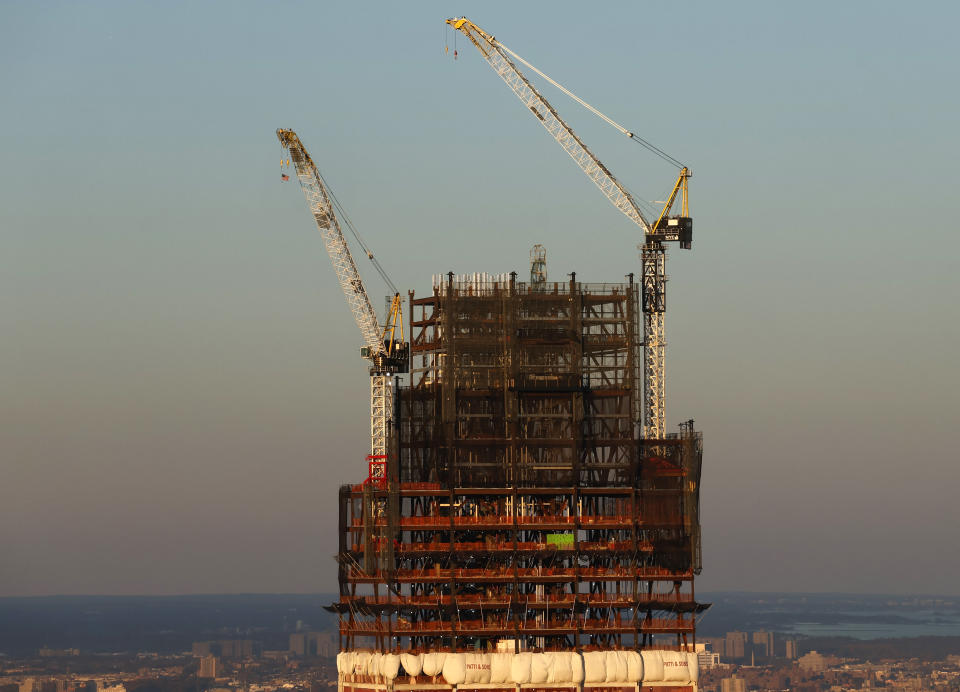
[698, 592, 960, 640]
[2, 593, 958, 656]
[785, 609, 960, 640]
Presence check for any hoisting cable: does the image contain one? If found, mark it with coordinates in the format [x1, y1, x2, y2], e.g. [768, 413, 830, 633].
[315, 168, 399, 296]
[494, 41, 687, 170]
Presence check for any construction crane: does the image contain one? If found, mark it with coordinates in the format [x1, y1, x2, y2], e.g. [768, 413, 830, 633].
[446, 17, 691, 440]
[276, 129, 408, 484]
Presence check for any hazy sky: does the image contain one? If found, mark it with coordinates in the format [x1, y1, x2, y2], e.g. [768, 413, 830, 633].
[3, 1, 958, 597]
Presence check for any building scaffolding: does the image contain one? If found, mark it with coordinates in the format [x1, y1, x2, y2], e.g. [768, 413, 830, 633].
[334, 274, 705, 657]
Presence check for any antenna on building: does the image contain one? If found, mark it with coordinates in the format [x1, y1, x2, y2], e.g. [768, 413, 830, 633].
[530, 244, 547, 285]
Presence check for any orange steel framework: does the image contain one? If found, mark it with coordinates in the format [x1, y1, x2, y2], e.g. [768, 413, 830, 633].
[333, 274, 705, 654]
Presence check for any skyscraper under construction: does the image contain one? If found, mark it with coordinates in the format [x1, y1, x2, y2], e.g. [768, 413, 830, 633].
[279, 16, 707, 690]
[332, 273, 706, 691]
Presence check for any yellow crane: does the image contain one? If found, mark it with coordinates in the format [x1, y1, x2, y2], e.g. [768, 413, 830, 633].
[446, 17, 691, 440]
[277, 129, 407, 485]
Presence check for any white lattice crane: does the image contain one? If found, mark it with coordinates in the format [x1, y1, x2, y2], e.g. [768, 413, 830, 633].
[446, 18, 691, 440]
[277, 129, 408, 482]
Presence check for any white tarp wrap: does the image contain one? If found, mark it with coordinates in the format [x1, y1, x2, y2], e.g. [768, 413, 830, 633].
[570, 652, 585, 683]
[510, 652, 532, 684]
[530, 653, 550, 683]
[547, 652, 570, 683]
[687, 652, 700, 684]
[603, 650, 627, 682]
[490, 653, 512, 684]
[583, 651, 606, 683]
[462, 654, 478, 684]
[661, 651, 691, 683]
[477, 654, 492, 684]
[339, 649, 688, 685]
[422, 652, 445, 677]
[625, 650, 644, 682]
[400, 653, 422, 677]
[442, 653, 466, 685]
[381, 654, 401, 681]
[640, 651, 664, 682]
[464, 653, 491, 684]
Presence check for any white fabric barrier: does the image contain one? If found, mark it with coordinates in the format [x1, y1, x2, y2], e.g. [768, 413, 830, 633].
[490, 652, 512, 684]
[464, 653, 492, 684]
[422, 651, 446, 677]
[640, 650, 664, 682]
[603, 650, 628, 683]
[546, 652, 569, 683]
[583, 651, 606, 683]
[369, 653, 383, 679]
[688, 652, 700, 685]
[400, 652, 422, 677]
[625, 650, 643, 682]
[661, 651, 691, 683]
[339, 648, 689, 685]
[571, 652, 585, 683]
[442, 653, 467, 685]
[510, 652, 532, 684]
[530, 653, 550, 683]
[381, 654, 401, 681]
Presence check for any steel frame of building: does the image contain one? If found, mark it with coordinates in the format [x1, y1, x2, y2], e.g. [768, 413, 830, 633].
[334, 275, 704, 655]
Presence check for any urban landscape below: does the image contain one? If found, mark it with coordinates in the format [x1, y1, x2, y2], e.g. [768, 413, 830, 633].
[1, 593, 958, 691]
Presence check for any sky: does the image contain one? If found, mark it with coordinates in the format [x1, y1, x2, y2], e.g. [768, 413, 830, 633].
[3, 1, 959, 597]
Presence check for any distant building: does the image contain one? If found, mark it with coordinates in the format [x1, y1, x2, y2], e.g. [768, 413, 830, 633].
[19, 678, 37, 692]
[784, 638, 798, 659]
[192, 640, 260, 660]
[262, 650, 291, 661]
[720, 675, 747, 692]
[192, 641, 215, 657]
[289, 633, 307, 657]
[219, 639, 260, 659]
[702, 636, 725, 658]
[289, 632, 336, 658]
[798, 650, 832, 673]
[199, 655, 219, 679]
[752, 630, 774, 658]
[695, 642, 720, 669]
[725, 631, 747, 660]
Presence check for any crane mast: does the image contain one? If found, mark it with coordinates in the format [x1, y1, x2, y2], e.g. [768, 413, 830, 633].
[446, 18, 691, 440]
[277, 129, 408, 468]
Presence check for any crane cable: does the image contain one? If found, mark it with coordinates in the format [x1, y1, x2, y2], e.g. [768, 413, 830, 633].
[314, 167, 399, 297]
[494, 41, 687, 170]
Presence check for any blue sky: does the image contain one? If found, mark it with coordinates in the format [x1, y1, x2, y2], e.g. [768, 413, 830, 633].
[3, 1, 959, 596]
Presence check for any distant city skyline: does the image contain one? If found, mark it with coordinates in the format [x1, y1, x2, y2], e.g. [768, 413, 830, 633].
[3, 1, 959, 596]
